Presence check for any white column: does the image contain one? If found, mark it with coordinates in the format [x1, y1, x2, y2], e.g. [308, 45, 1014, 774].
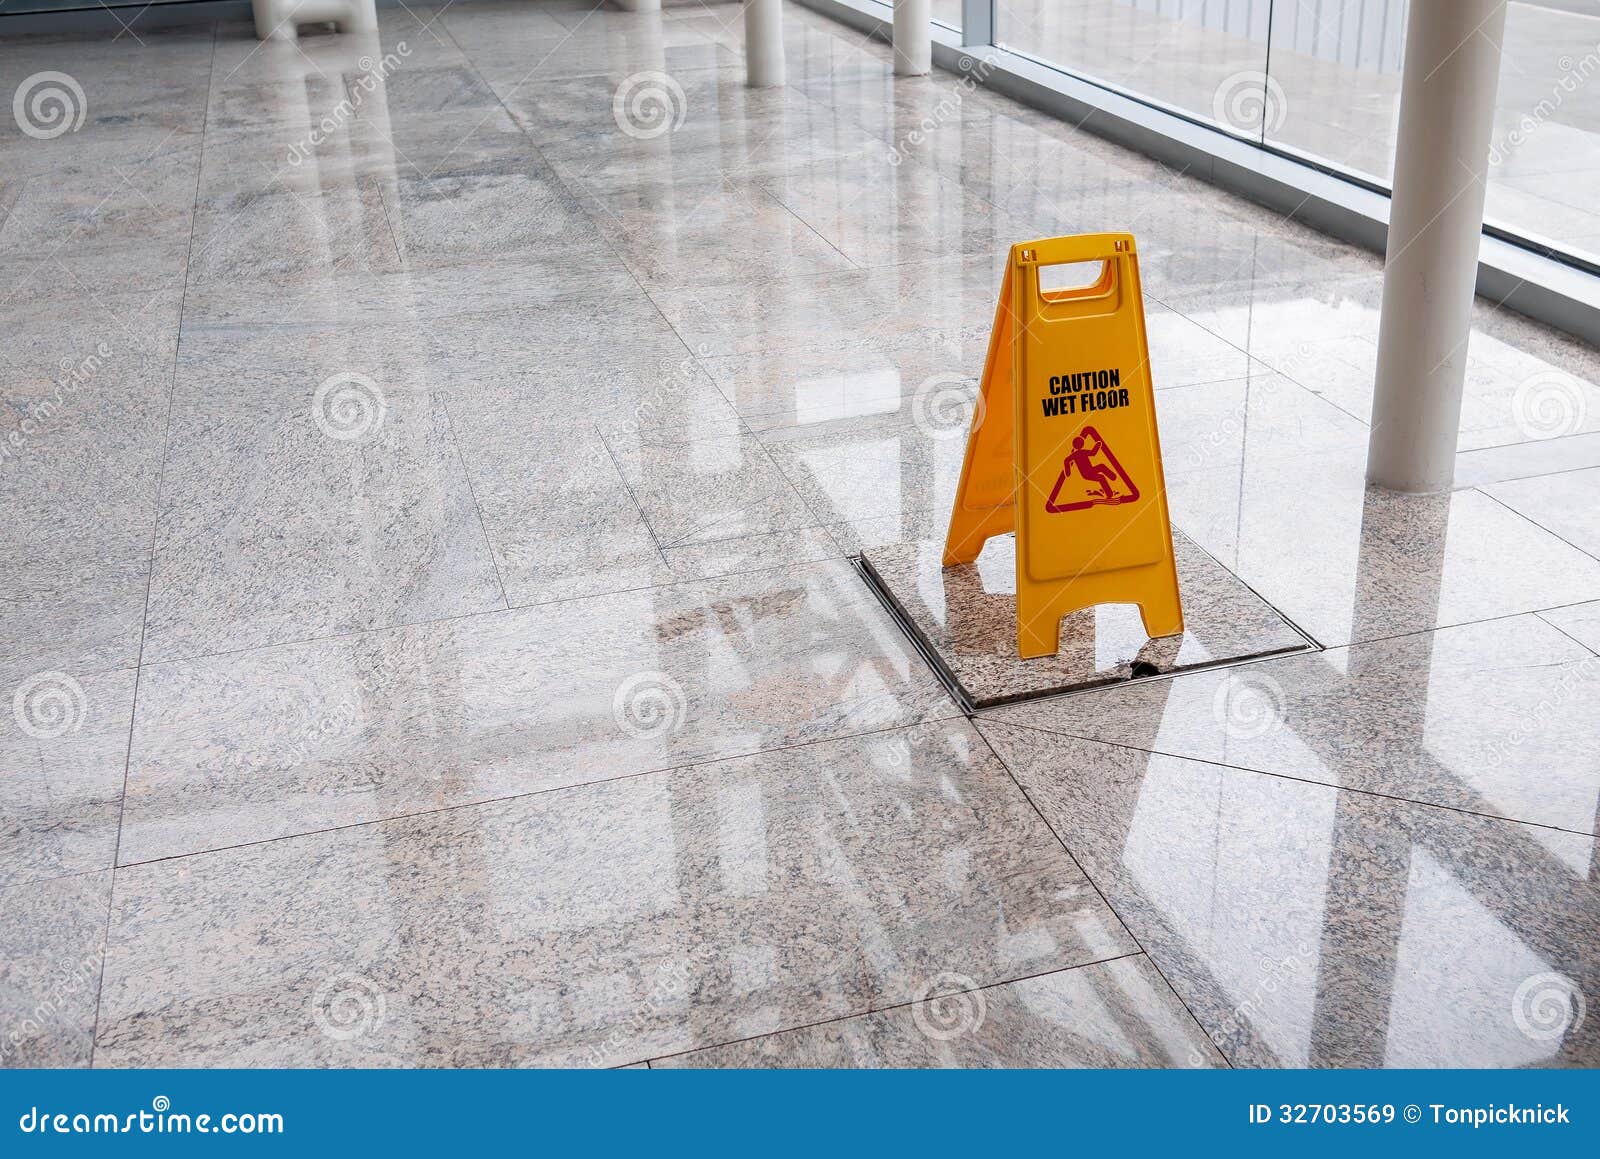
[745, 0, 785, 88]
[1366, 0, 1507, 494]
[894, 0, 932, 76]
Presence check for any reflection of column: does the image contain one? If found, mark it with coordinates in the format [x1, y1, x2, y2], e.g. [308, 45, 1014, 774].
[1306, 777, 1410, 1067]
[1350, 487, 1450, 648]
[1367, 0, 1507, 493]
[745, 0, 786, 88]
[894, 0, 932, 77]
[615, 0, 661, 10]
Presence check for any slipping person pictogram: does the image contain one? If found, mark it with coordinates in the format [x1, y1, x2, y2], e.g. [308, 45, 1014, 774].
[1045, 425, 1139, 512]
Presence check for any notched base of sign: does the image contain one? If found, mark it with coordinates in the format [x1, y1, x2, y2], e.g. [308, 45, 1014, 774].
[857, 531, 1315, 712]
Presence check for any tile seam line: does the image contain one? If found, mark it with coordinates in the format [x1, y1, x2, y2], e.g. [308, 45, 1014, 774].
[636, 949, 1150, 1068]
[965, 717, 1237, 1069]
[435, 393, 512, 609]
[89, 13, 220, 1074]
[0, 864, 116, 895]
[1474, 483, 1600, 568]
[110, 708, 961, 872]
[1531, 610, 1600, 660]
[1459, 450, 1600, 491]
[134, 552, 873, 671]
[1324, 599, 1600, 652]
[973, 715, 1600, 842]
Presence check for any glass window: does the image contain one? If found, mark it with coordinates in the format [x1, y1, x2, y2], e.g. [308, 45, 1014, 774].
[1260, 0, 1407, 182]
[995, 1, 1271, 135]
[932, 0, 963, 29]
[1484, 1, 1600, 265]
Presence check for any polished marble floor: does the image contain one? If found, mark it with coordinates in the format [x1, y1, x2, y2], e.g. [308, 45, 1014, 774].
[2, 0, 1598, 1070]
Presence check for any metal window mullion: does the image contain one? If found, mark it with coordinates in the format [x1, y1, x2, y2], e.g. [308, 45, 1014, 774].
[961, 0, 994, 46]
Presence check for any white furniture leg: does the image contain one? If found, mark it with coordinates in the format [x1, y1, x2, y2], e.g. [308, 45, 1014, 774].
[251, 0, 378, 41]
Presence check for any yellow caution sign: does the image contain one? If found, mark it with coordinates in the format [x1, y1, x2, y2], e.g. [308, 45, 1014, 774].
[944, 233, 1182, 659]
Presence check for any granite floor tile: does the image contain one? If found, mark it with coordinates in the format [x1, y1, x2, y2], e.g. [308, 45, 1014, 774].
[1486, 467, 1600, 558]
[1157, 275, 1383, 364]
[0, 144, 200, 264]
[0, 668, 135, 889]
[498, 66, 802, 148]
[142, 379, 505, 663]
[380, 165, 605, 270]
[0, 535, 151, 688]
[101, 718, 1122, 1066]
[761, 410, 975, 527]
[986, 613, 1600, 836]
[170, 318, 452, 403]
[179, 247, 637, 328]
[446, 423, 672, 606]
[186, 183, 403, 288]
[0, 394, 169, 554]
[656, 955, 1222, 1068]
[978, 720, 1600, 1068]
[578, 178, 857, 293]
[0, 870, 113, 1068]
[539, 108, 886, 191]
[701, 334, 983, 433]
[647, 266, 903, 360]
[1540, 600, 1600, 654]
[758, 153, 1035, 268]
[1455, 431, 1600, 489]
[687, 276, 1245, 422]
[463, 33, 738, 86]
[657, 525, 843, 582]
[2, 284, 183, 373]
[606, 431, 817, 548]
[422, 293, 735, 436]
[120, 559, 954, 863]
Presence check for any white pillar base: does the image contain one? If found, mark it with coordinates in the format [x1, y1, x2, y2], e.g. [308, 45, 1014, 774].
[745, 0, 785, 88]
[251, 0, 376, 40]
[893, 0, 932, 76]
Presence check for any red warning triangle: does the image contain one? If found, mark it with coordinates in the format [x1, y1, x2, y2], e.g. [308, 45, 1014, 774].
[1045, 425, 1140, 513]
